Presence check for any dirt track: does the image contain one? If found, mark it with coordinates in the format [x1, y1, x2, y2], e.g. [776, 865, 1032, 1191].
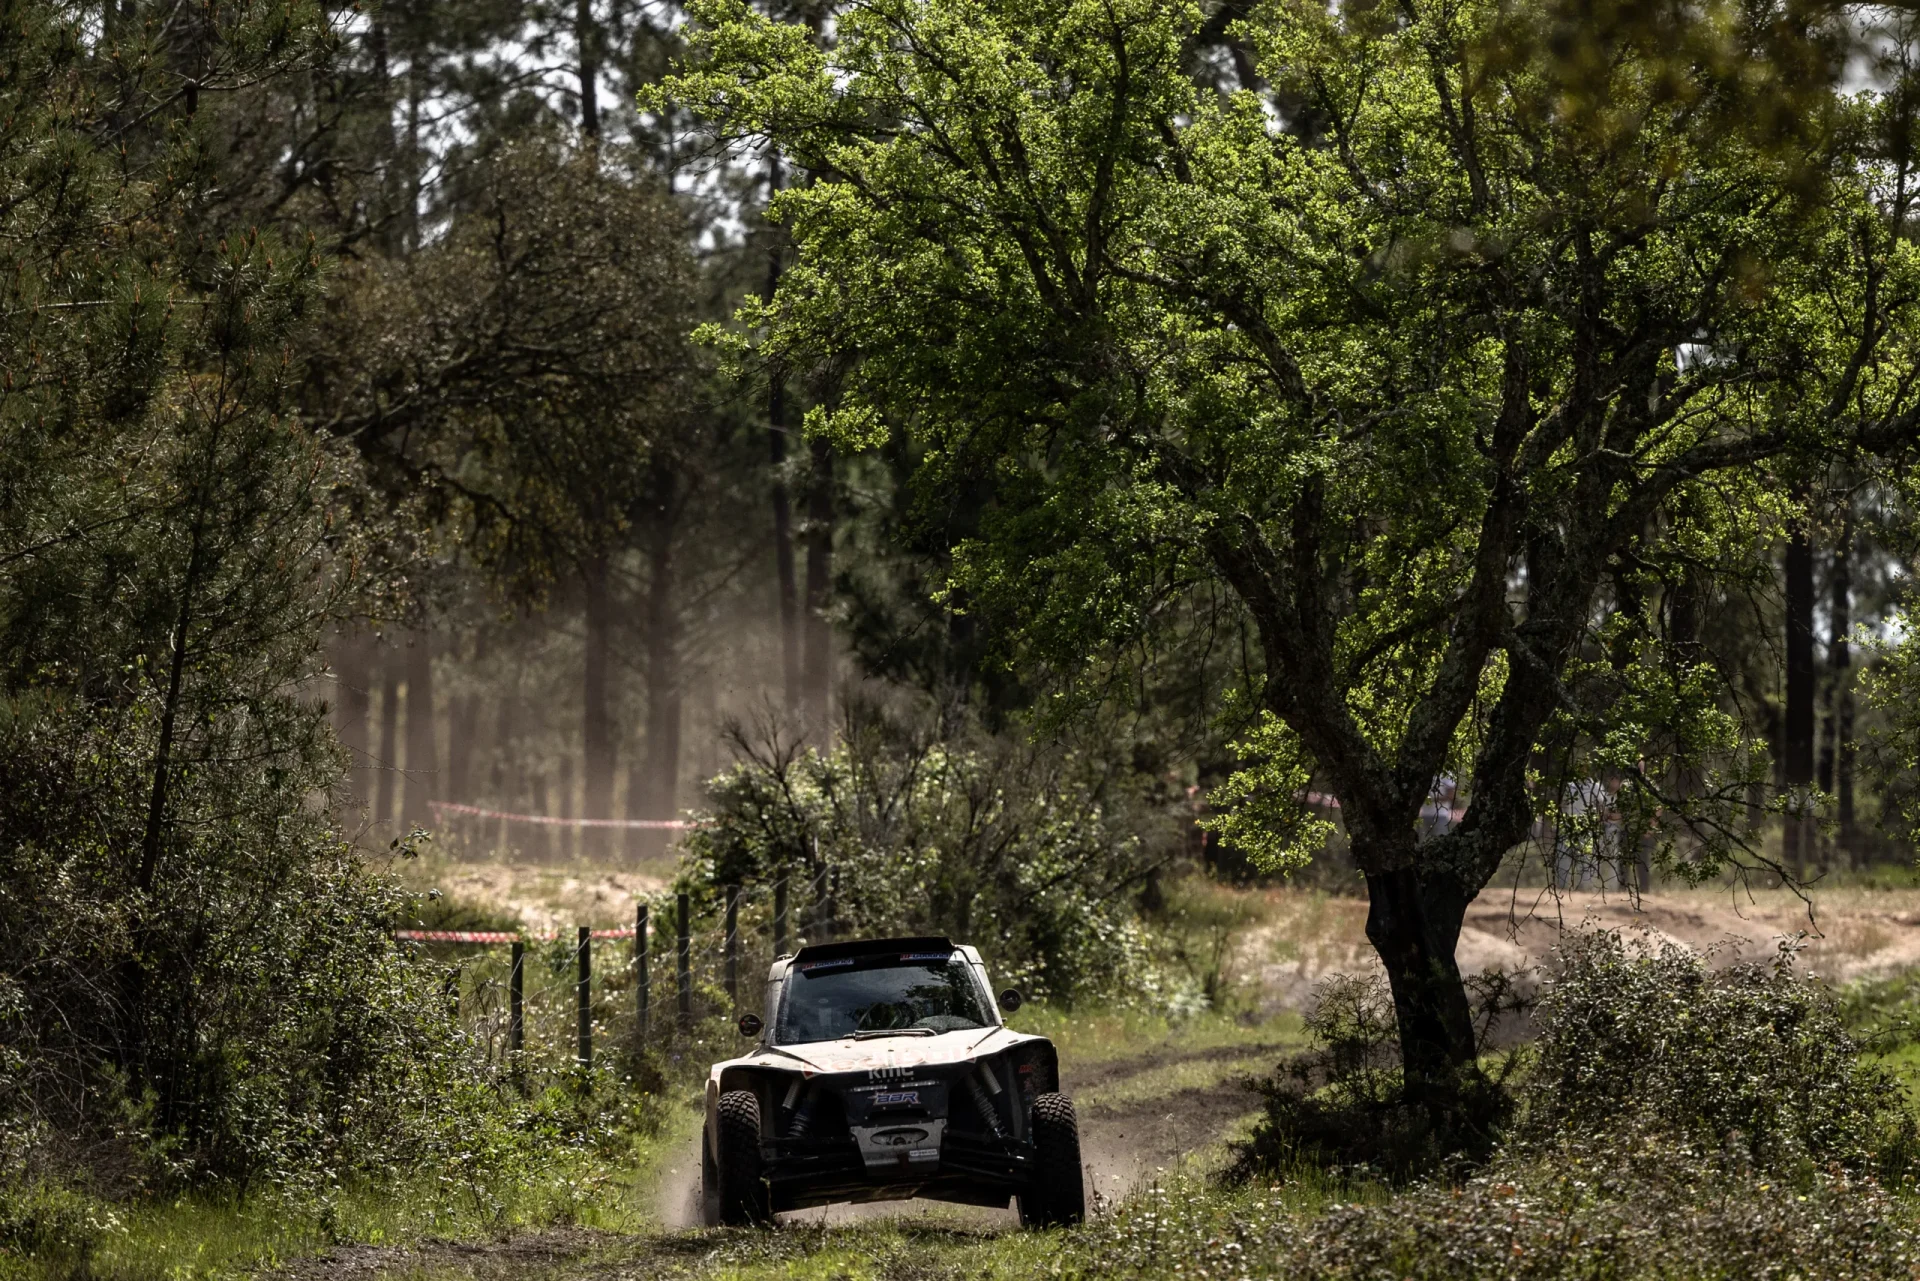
[1242, 885, 1920, 1009]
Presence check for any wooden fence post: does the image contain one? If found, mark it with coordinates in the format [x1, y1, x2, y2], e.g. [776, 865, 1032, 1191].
[636, 902, 650, 1042]
[724, 885, 740, 1005]
[576, 926, 592, 1074]
[676, 891, 692, 1030]
[509, 939, 525, 1091]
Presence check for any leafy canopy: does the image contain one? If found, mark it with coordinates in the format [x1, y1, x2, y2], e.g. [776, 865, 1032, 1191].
[665, 0, 1917, 882]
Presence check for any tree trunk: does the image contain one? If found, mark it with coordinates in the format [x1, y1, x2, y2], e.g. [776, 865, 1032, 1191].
[492, 684, 517, 857]
[582, 555, 615, 858]
[767, 155, 801, 713]
[446, 633, 483, 804]
[333, 629, 374, 804]
[801, 437, 835, 730]
[529, 771, 552, 862]
[575, 0, 598, 138]
[630, 471, 684, 859]
[1831, 530, 1855, 856]
[1783, 525, 1816, 872]
[447, 689, 478, 803]
[375, 641, 401, 829]
[1361, 865, 1479, 1096]
[403, 630, 437, 828]
[557, 754, 576, 862]
[693, 666, 719, 785]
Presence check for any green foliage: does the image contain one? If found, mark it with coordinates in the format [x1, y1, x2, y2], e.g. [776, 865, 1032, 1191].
[0, 0, 535, 1213]
[1069, 1160, 1920, 1281]
[683, 700, 1167, 1006]
[316, 141, 703, 594]
[1862, 600, 1920, 836]
[1518, 933, 1915, 1180]
[1200, 710, 1332, 877]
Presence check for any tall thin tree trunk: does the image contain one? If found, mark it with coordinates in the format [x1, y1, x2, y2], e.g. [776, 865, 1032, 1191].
[530, 772, 552, 862]
[630, 475, 684, 860]
[446, 633, 483, 805]
[575, 0, 599, 138]
[492, 686, 517, 858]
[403, 630, 438, 828]
[643, 497, 681, 820]
[447, 689, 478, 802]
[766, 154, 801, 712]
[801, 438, 835, 730]
[375, 641, 401, 829]
[333, 629, 374, 804]
[1783, 524, 1816, 873]
[1832, 529, 1855, 858]
[694, 667, 719, 784]
[126, 532, 204, 1090]
[557, 755, 576, 862]
[582, 555, 615, 858]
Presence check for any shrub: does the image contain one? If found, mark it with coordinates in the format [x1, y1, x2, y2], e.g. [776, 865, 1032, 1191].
[1075, 1156, 1920, 1281]
[683, 700, 1164, 1006]
[1518, 931, 1915, 1180]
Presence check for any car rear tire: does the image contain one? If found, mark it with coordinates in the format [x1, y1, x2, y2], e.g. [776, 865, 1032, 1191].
[716, 1089, 771, 1226]
[1018, 1092, 1085, 1228]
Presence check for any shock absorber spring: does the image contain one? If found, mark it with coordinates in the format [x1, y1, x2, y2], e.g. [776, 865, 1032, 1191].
[785, 1079, 814, 1138]
[970, 1069, 1007, 1139]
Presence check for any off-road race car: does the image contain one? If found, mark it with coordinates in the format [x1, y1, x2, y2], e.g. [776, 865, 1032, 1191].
[700, 936, 1085, 1228]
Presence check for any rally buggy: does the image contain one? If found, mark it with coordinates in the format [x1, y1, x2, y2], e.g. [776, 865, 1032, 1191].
[700, 936, 1086, 1227]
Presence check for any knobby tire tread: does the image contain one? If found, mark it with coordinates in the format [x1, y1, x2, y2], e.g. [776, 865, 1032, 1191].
[716, 1090, 770, 1226]
[1026, 1091, 1085, 1227]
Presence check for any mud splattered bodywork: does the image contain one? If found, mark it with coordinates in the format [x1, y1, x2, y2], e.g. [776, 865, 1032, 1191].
[700, 937, 1081, 1224]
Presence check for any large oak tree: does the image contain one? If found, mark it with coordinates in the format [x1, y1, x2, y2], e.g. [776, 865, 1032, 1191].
[665, 0, 1920, 1112]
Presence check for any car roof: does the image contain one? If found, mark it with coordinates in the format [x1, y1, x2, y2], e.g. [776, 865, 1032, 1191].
[788, 935, 957, 965]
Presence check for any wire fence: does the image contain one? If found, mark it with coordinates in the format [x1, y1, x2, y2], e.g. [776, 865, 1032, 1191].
[396, 867, 842, 1087]
[422, 800, 699, 866]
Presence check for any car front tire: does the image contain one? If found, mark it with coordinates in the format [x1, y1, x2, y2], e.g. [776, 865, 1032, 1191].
[699, 1125, 722, 1226]
[1018, 1092, 1086, 1228]
[716, 1089, 772, 1226]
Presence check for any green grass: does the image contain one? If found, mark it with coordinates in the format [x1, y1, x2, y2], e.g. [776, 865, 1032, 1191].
[0, 1095, 697, 1281]
[1008, 1004, 1302, 1069]
[1076, 1054, 1279, 1115]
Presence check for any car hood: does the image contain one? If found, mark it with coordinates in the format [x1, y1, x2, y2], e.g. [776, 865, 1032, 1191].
[714, 1025, 1042, 1079]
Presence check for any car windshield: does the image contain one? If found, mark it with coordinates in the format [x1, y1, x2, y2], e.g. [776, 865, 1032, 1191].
[775, 952, 993, 1044]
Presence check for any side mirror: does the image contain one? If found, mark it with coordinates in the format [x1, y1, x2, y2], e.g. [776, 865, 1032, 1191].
[998, 988, 1024, 1014]
[737, 1012, 763, 1038]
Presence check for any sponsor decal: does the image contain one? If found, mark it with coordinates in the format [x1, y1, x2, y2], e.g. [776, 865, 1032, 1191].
[798, 957, 855, 972]
[874, 1091, 921, 1106]
[868, 1066, 912, 1081]
[899, 951, 956, 961]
